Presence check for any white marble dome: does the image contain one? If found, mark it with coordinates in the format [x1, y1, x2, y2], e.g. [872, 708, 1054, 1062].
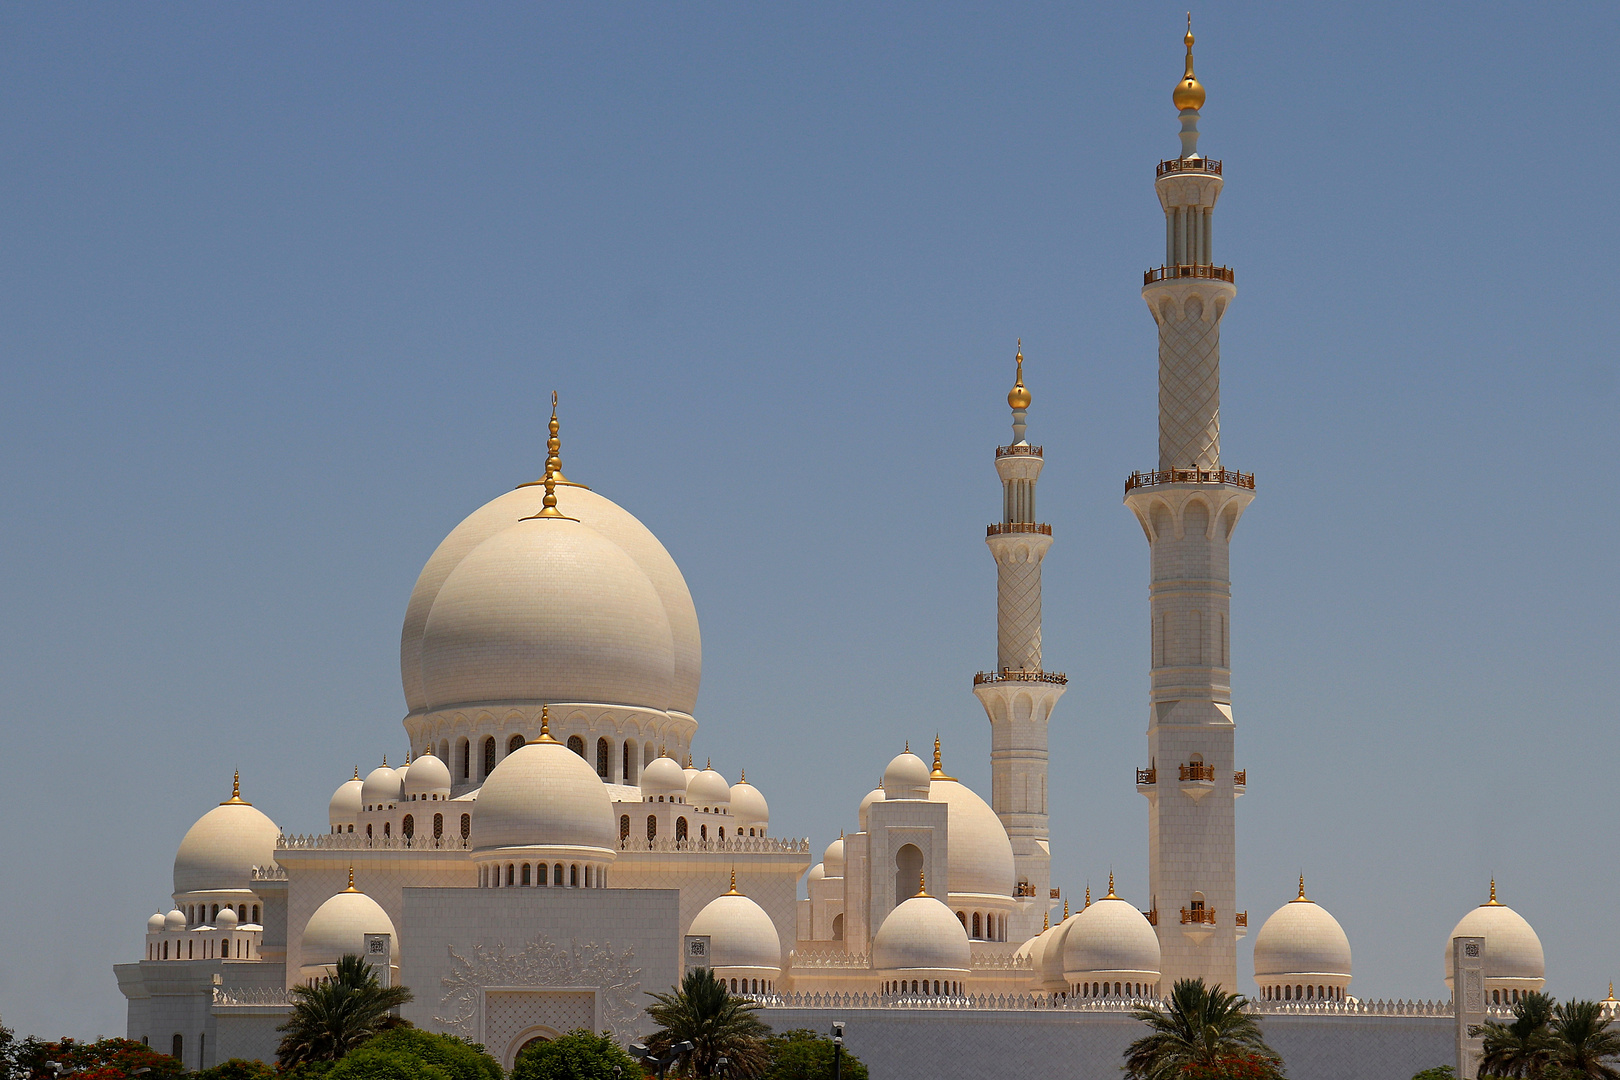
[403, 752, 451, 799]
[858, 784, 885, 832]
[1035, 915, 1080, 991]
[1254, 887, 1352, 985]
[172, 789, 280, 896]
[215, 906, 239, 931]
[883, 751, 931, 800]
[927, 777, 1015, 900]
[419, 516, 675, 713]
[872, 892, 972, 973]
[688, 882, 782, 973]
[806, 863, 825, 888]
[1443, 885, 1545, 993]
[470, 735, 615, 857]
[361, 764, 401, 809]
[729, 775, 769, 830]
[1063, 891, 1162, 987]
[687, 764, 731, 809]
[822, 837, 845, 878]
[163, 909, 186, 932]
[400, 479, 701, 717]
[148, 912, 167, 934]
[328, 774, 363, 826]
[300, 879, 398, 976]
[640, 755, 687, 800]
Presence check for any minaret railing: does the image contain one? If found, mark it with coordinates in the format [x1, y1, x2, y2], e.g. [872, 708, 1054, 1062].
[994, 444, 1043, 458]
[1157, 157, 1222, 177]
[986, 522, 1052, 537]
[974, 669, 1067, 686]
[1143, 264, 1235, 285]
[1124, 467, 1254, 493]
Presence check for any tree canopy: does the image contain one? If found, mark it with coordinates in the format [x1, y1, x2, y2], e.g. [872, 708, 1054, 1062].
[1122, 979, 1284, 1080]
[276, 955, 415, 1066]
[511, 1030, 641, 1080]
[645, 968, 771, 1078]
[757, 1030, 866, 1080]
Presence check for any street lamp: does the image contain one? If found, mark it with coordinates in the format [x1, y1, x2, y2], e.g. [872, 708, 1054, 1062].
[629, 1040, 694, 1080]
[830, 1022, 845, 1080]
[714, 1055, 729, 1078]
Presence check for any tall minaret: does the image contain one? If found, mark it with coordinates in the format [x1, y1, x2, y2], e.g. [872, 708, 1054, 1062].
[1124, 20, 1254, 990]
[974, 342, 1066, 942]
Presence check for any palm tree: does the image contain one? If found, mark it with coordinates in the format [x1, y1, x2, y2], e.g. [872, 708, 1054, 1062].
[1122, 978, 1283, 1080]
[1477, 992, 1556, 1078]
[1546, 999, 1620, 1079]
[275, 954, 414, 1065]
[645, 968, 771, 1078]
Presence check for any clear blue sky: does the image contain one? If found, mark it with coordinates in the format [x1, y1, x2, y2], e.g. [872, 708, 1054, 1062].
[1, 2, 1615, 1038]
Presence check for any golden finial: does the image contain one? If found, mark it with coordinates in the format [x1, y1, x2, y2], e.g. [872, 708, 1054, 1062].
[739, 769, 746, 783]
[1063, 898, 1070, 920]
[1084, 885, 1092, 909]
[706, 758, 712, 770]
[344, 866, 358, 893]
[1485, 878, 1501, 906]
[1106, 871, 1117, 899]
[1043, 910, 1050, 931]
[221, 770, 249, 805]
[728, 869, 740, 895]
[405, 750, 411, 765]
[918, 870, 928, 896]
[1008, 340, 1031, 410]
[685, 753, 693, 769]
[1607, 981, 1616, 1002]
[522, 392, 579, 521]
[1294, 873, 1309, 902]
[930, 735, 956, 781]
[533, 703, 558, 744]
[382, 754, 387, 768]
[1174, 13, 1205, 111]
[353, 765, 360, 780]
[904, 740, 910, 754]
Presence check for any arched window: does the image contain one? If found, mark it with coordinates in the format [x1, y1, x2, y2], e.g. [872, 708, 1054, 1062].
[434, 813, 443, 839]
[647, 815, 658, 843]
[570, 864, 579, 887]
[701, 824, 708, 840]
[894, 843, 923, 907]
[505, 864, 514, 886]
[620, 815, 630, 845]
[461, 814, 471, 839]
[402, 814, 414, 840]
[366, 823, 372, 838]
[211, 904, 219, 922]
[567, 735, 586, 759]
[554, 863, 564, 886]
[521, 864, 531, 886]
[623, 740, 636, 784]
[347, 823, 353, 833]
[508, 734, 524, 755]
[597, 738, 610, 779]
[238, 904, 247, 922]
[832, 913, 844, 940]
[676, 817, 688, 841]
[482, 737, 496, 777]
[972, 912, 982, 938]
[172, 1034, 183, 1062]
[383, 821, 390, 838]
[457, 738, 470, 780]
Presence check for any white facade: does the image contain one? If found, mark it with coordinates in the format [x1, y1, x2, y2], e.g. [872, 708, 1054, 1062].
[113, 32, 1556, 1080]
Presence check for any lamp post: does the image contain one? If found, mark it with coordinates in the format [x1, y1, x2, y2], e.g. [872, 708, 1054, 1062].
[629, 1040, 693, 1080]
[831, 1022, 845, 1080]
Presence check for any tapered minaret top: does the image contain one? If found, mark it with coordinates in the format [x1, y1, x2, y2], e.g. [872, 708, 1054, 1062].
[1174, 14, 1206, 159]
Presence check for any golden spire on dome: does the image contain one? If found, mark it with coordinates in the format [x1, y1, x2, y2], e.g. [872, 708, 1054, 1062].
[904, 740, 910, 754]
[1607, 981, 1616, 1002]
[382, 754, 387, 768]
[532, 703, 559, 744]
[728, 869, 740, 895]
[1084, 885, 1092, 909]
[1106, 871, 1117, 899]
[685, 753, 693, 768]
[1064, 898, 1070, 919]
[405, 750, 412, 765]
[221, 770, 249, 806]
[706, 758, 712, 770]
[344, 866, 358, 893]
[917, 870, 928, 896]
[1173, 13, 1205, 111]
[523, 393, 579, 521]
[1294, 873, 1309, 902]
[1007, 340, 1031, 410]
[1043, 910, 1050, 931]
[930, 735, 956, 781]
[353, 765, 360, 780]
[739, 769, 746, 783]
[1485, 878, 1502, 906]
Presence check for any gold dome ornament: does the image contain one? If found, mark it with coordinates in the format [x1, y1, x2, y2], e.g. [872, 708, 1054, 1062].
[522, 393, 580, 522]
[1007, 340, 1031, 410]
[1173, 14, 1205, 112]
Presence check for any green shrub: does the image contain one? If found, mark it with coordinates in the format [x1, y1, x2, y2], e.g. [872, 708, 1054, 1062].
[760, 1030, 867, 1080]
[511, 1031, 639, 1080]
[362, 1031, 501, 1080]
[327, 1049, 451, 1080]
[197, 1060, 277, 1080]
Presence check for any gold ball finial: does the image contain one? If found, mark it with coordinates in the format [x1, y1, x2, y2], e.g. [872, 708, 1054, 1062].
[534, 703, 558, 744]
[1043, 910, 1050, 931]
[917, 869, 928, 896]
[1294, 873, 1309, 902]
[344, 866, 358, 893]
[1106, 871, 1117, 899]
[930, 735, 955, 781]
[1486, 878, 1501, 906]
[1173, 13, 1206, 111]
[353, 765, 360, 781]
[1084, 885, 1092, 909]
[221, 770, 249, 805]
[728, 868, 740, 895]
[1063, 898, 1070, 920]
[522, 391, 579, 521]
[1007, 339, 1031, 410]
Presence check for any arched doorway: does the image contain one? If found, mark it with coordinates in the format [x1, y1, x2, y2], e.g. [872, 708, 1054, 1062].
[895, 843, 923, 907]
[506, 1027, 561, 1071]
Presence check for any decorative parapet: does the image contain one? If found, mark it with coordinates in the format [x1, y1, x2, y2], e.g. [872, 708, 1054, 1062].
[1250, 998, 1488, 1019]
[277, 833, 471, 852]
[1157, 157, 1222, 178]
[249, 865, 288, 881]
[973, 670, 1068, 687]
[971, 953, 1033, 971]
[764, 991, 1480, 1018]
[986, 522, 1052, 537]
[620, 837, 812, 855]
[995, 444, 1043, 458]
[790, 950, 870, 970]
[1125, 467, 1255, 493]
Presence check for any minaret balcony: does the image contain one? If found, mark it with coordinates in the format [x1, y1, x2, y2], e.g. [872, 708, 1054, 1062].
[1179, 762, 1217, 802]
[973, 669, 1067, 687]
[1234, 770, 1246, 798]
[1144, 263, 1234, 285]
[1124, 467, 1254, 494]
[986, 522, 1051, 537]
[995, 444, 1043, 458]
[1157, 157, 1221, 178]
[1136, 766, 1158, 801]
[1180, 906, 1216, 926]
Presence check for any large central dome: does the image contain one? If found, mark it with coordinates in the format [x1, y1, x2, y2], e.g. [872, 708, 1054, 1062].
[401, 470, 702, 717]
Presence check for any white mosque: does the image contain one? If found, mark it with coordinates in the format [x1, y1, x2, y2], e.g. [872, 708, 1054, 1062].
[114, 27, 1575, 1080]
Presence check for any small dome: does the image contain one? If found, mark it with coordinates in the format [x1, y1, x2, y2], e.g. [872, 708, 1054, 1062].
[806, 863, 825, 887]
[823, 837, 845, 878]
[1254, 887, 1352, 984]
[1063, 892, 1161, 984]
[687, 765, 731, 809]
[329, 775, 363, 825]
[858, 785, 885, 832]
[872, 892, 972, 973]
[1036, 915, 1081, 990]
[164, 908, 187, 932]
[640, 755, 687, 800]
[215, 906, 239, 931]
[1444, 884, 1545, 991]
[403, 753, 451, 798]
[300, 880, 398, 974]
[471, 735, 615, 856]
[148, 912, 168, 933]
[683, 758, 700, 784]
[730, 775, 769, 828]
[928, 778, 1015, 900]
[361, 765, 401, 808]
[688, 882, 782, 972]
[419, 515, 675, 714]
[883, 751, 931, 800]
[173, 789, 281, 896]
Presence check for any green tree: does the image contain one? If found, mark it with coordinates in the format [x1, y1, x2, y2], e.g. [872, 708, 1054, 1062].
[1122, 978, 1284, 1080]
[275, 954, 415, 1066]
[13, 1038, 184, 1080]
[1545, 1000, 1620, 1079]
[645, 968, 770, 1078]
[195, 1060, 276, 1080]
[511, 1030, 640, 1080]
[1477, 992, 1557, 1079]
[1411, 1068, 1456, 1080]
[758, 1030, 866, 1080]
[326, 1049, 449, 1080]
[362, 1030, 501, 1080]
